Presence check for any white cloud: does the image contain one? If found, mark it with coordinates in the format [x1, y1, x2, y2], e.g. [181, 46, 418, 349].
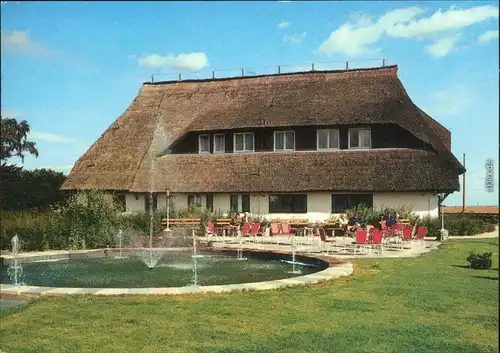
[283, 32, 306, 44]
[317, 6, 423, 56]
[278, 21, 290, 29]
[317, 5, 498, 57]
[478, 29, 499, 44]
[1, 30, 53, 56]
[424, 34, 461, 58]
[29, 131, 78, 143]
[137, 52, 209, 72]
[388, 5, 498, 39]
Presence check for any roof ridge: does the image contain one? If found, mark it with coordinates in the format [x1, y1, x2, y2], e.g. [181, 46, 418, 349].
[144, 65, 398, 86]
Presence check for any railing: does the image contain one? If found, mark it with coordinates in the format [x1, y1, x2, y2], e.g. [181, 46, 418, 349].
[150, 58, 388, 83]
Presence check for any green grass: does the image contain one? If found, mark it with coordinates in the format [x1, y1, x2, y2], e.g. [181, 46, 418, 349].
[1, 239, 498, 353]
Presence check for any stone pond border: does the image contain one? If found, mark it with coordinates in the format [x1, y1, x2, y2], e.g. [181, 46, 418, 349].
[0, 248, 354, 297]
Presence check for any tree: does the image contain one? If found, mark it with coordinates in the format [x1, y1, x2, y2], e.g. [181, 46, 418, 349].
[1, 117, 39, 163]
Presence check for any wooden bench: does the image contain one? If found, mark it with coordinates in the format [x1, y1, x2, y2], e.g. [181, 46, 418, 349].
[161, 218, 200, 229]
[399, 218, 411, 227]
[213, 218, 234, 236]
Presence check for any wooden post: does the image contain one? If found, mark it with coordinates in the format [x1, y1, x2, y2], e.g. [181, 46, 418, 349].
[178, 73, 182, 81]
[345, 61, 349, 70]
[277, 65, 281, 74]
[151, 75, 154, 83]
[241, 68, 244, 77]
[462, 153, 466, 212]
[312, 63, 315, 71]
[212, 71, 215, 79]
[382, 58, 386, 67]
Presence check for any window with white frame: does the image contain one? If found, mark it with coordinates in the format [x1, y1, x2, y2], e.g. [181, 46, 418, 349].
[213, 134, 225, 153]
[198, 134, 210, 154]
[348, 128, 371, 149]
[233, 132, 254, 152]
[317, 129, 339, 150]
[274, 131, 295, 151]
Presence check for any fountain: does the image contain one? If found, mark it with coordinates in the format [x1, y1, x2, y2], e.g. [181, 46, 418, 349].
[284, 234, 302, 274]
[135, 115, 171, 269]
[114, 230, 127, 259]
[7, 234, 23, 286]
[191, 229, 198, 287]
[236, 230, 247, 261]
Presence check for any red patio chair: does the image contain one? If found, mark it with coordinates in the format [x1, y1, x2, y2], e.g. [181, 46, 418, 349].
[371, 230, 384, 254]
[250, 223, 261, 243]
[206, 221, 215, 238]
[352, 230, 369, 255]
[416, 226, 427, 246]
[241, 223, 251, 236]
[401, 227, 413, 249]
[281, 223, 293, 236]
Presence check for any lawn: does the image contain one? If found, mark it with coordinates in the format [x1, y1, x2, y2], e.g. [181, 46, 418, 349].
[1, 239, 498, 353]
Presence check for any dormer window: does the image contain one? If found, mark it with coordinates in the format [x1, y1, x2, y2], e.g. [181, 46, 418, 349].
[214, 134, 225, 153]
[274, 131, 295, 151]
[348, 128, 371, 149]
[317, 129, 339, 150]
[198, 134, 210, 154]
[234, 132, 254, 153]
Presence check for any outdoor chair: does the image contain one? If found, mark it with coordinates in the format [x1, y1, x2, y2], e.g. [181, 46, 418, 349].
[401, 227, 413, 249]
[416, 226, 428, 246]
[351, 230, 369, 255]
[371, 230, 384, 255]
[270, 223, 284, 245]
[206, 221, 216, 240]
[249, 223, 262, 243]
[241, 223, 251, 243]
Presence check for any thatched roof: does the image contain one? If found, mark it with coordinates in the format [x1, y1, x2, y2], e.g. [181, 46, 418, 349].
[61, 65, 464, 193]
[130, 149, 459, 193]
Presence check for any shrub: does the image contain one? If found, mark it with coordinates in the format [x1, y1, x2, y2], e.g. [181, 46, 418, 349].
[420, 214, 496, 237]
[58, 190, 124, 249]
[466, 251, 493, 269]
[341, 204, 416, 226]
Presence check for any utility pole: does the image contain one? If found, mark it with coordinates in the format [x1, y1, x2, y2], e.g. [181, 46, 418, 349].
[462, 153, 466, 212]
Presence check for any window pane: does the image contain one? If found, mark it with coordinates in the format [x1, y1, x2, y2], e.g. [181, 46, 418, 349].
[206, 194, 213, 211]
[349, 130, 359, 148]
[230, 194, 238, 212]
[244, 133, 254, 151]
[360, 130, 371, 148]
[318, 130, 328, 149]
[214, 135, 225, 152]
[329, 130, 339, 149]
[199, 135, 209, 152]
[242, 194, 250, 213]
[235, 134, 244, 151]
[285, 132, 294, 150]
[275, 132, 284, 150]
[269, 194, 307, 213]
[331, 194, 373, 212]
[188, 195, 194, 207]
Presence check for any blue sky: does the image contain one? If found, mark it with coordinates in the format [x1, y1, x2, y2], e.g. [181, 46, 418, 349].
[1, 1, 498, 206]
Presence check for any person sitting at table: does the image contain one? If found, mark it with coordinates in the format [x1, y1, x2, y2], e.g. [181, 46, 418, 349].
[377, 214, 386, 230]
[232, 213, 242, 235]
[386, 213, 397, 227]
[338, 214, 348, 231]
[347, 214, 362, 232]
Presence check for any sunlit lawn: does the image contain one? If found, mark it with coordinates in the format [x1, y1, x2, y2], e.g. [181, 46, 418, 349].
[1, 239, 498, 353]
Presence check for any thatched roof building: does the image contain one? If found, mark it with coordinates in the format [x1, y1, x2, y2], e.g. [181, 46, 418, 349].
[62, 65, 463, 194]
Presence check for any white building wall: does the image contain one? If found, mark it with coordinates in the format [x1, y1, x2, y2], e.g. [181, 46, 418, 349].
[125, 193, 146, 212]
[126, 191, 439, 219]
[373, 192, 439, 219]
[214, 194, 230, 215]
